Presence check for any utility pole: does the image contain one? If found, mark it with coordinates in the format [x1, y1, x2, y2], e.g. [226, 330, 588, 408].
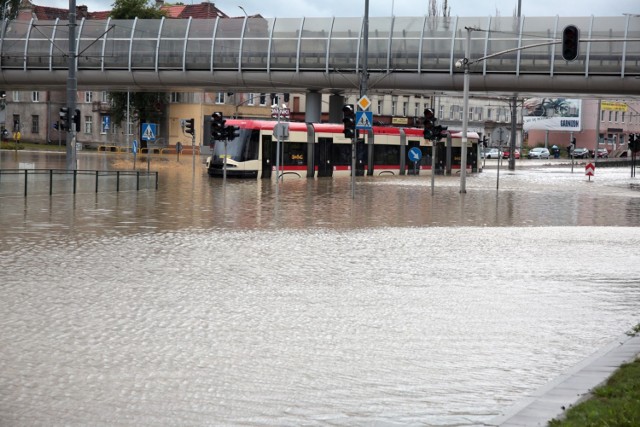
[508, 0, 522, 171]
[66, 0, 77, 170]
[352, 0, 369, 199]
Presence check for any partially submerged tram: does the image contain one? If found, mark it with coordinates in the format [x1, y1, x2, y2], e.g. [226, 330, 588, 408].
[205, 119, 479, 178]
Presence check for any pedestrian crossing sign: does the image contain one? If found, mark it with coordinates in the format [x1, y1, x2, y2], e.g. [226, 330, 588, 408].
[355, 111, 373, 130]
[142, 123, 157, 141]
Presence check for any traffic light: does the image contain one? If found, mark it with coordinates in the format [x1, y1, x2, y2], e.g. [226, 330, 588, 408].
[59, 107, 69, 131]
[185, 118, 195, 136]
[561, 25, 579, 62]
[211, 112, 225, 140]
[342, 104, 356, 139]
[423, 108, 435, 139]
[433, 124, 448, 141]
[630, 134, 640, 153]
[73, 109, 80, 132]
[225, 125, 240, 141]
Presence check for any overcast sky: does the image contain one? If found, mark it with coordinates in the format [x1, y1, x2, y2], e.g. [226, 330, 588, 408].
[47, 0, 639, 18]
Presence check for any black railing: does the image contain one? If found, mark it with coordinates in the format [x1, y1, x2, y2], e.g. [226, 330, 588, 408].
[0, 169, 158, 197]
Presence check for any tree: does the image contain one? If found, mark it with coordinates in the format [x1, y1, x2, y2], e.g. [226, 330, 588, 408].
[107, 0, 167, 126]
[1, 0, 22, 21]
[110, 0, 165, 19]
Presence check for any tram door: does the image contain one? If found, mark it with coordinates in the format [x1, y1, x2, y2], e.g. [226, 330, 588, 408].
[316, 137, 333, 177]
[261, 135, 275, 179]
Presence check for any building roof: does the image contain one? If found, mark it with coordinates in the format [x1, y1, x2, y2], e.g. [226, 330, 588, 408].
[19, 1, 231, 21]
[161, 3, 228, 19]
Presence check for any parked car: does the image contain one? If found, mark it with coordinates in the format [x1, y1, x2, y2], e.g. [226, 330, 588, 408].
[482, 148, 502, 159]
[596, 148, 609, 158]
[502, 149, 520, 159]
[527, 147, 550, 159]
[572, 147, 590, 158]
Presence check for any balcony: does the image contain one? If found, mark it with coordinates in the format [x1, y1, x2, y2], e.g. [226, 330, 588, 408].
[92, 102, 111, 114]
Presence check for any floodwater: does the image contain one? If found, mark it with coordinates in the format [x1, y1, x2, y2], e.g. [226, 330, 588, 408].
[1, 151, 639, 426]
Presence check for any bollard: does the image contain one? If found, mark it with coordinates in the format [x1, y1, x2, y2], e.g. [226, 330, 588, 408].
[24, 169, 27, 197]
[49, 169, 53, 196]
[73, 170, 77, 194]
[95, 170, 99, 193]
[117, 171, 120, 192]
[136, 171, 140, 191]
[155, 171, 158, 190]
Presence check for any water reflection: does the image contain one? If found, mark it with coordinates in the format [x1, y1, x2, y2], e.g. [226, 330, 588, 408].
[1, 151, 640, 426]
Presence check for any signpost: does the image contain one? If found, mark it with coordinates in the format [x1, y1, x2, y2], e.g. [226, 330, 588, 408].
[132, 139, 138, 169]
[585, 162, 595, 181]
[408, 146, 422, 176]
[493, 126, 509, 189]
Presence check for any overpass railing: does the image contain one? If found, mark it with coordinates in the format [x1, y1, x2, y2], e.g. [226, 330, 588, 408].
[0, 15, 637, 77]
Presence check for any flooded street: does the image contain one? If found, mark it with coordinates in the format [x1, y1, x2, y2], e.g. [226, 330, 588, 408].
[1, 151, 640, 426]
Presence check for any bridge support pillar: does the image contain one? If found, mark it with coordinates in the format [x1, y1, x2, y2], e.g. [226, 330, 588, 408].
[305, 91, 322, 123]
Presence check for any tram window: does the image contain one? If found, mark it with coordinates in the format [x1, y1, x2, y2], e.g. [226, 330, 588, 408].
[243, 130, 259, 160]
[373, 144, 400, 165]
[283, 142, 306, 165]
[332, 144, 351, 166]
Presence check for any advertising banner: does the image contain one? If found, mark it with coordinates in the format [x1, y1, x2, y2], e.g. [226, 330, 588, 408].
[523, 98, 582, 131]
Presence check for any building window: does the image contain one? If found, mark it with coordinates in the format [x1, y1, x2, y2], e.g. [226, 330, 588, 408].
[621, 112, 625, 123]
[31, 91, 39, 102]
[402, 101, 408, 117]
[477, 107, 483, 121]
[376, 100, 382, 115]
[247, 93, 255, 106]
[414, 102, 420, 117]
[449, 105, 455, 120]
[84, 116, 92, 134]
[170, 92, 185, 103]
[12, 91, 20, 101]
[101, 91, 108, 103]
[259, 93, 266, 105]
[391, 96, 398, 116]
[12, 114, 20, 131]
[600, 110, 605, 121]
[468, 108, 474, 121]
[608, 111, 612, 121]
[31, 115, 39, 133]
[614, 111, 619, 122]
[438, 104, 444, 119]
[215, 92, 225, 104]
[487, 108, 493, 120]
[84, 91, 93, 103]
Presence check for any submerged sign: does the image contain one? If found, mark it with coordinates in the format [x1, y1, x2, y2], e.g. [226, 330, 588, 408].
[522, 98, 582, 132]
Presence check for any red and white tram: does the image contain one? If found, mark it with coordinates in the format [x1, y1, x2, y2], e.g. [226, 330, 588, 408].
[205, 119, 479, 179]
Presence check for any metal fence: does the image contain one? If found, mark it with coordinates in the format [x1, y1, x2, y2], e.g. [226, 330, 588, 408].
[0, 169, 158, 197]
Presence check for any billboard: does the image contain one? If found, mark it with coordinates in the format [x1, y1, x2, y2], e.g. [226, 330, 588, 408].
[522, 98, 582, 131]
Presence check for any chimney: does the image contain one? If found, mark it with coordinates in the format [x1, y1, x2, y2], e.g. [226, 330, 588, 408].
[77, 5, 88, 18]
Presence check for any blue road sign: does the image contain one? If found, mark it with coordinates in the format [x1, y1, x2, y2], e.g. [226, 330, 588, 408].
[102, 116, 110, 130]
[408, 147, 422, 162]
[355, 111, 373, 130]
[132, 139, 138, 154]
[142, 123, 157, 141]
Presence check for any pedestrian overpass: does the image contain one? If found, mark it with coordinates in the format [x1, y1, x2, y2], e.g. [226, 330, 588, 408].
[0, 14, 638, 96]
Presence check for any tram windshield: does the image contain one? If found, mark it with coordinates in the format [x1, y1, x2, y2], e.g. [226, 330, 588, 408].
[210, 129, 259, 162]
